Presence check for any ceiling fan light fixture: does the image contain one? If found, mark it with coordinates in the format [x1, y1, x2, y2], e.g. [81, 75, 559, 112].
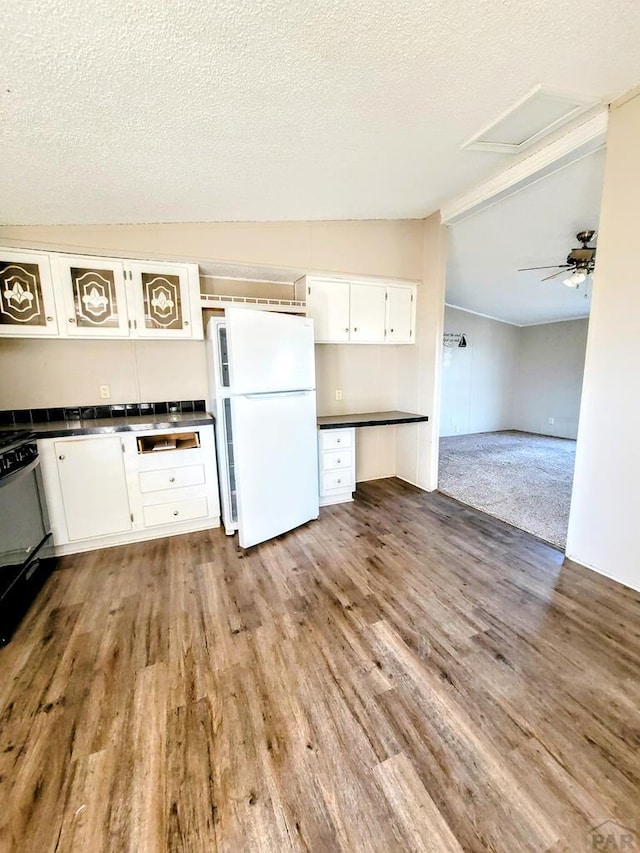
[563, 270, 587, 288]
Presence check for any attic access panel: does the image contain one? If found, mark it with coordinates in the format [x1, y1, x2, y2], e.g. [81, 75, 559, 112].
[462, 85, 600, 154]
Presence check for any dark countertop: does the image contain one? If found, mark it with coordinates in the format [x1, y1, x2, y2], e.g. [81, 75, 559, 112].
[0, 412, 214, 440]
[317, 410, 429, 430]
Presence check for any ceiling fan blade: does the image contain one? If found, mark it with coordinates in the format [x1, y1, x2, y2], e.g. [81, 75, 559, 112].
[541, 269, 571, 282]
[517, 265, 571, 272]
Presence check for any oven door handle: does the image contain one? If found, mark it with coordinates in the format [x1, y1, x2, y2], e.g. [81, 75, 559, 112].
[0, 457, 40, 488]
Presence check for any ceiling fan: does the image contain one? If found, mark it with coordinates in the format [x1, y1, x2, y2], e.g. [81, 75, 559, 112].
[518, 230, 596, 288]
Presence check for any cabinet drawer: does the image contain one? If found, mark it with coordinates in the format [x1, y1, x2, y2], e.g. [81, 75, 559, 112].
[139, 464, 205, 493]
[320, 429, 353, 451]
[321, 448, 353, 471]
[321, 471, 354, 493]
[142, 496, 209, 528]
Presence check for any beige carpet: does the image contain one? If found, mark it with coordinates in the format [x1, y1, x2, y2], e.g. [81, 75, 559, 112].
[438, 430, 577, 549]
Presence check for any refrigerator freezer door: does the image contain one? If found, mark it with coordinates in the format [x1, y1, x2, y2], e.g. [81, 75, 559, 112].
[232, 391, 319, 548]
[226, 308, 316, 394]
[213, 398, 239, 536]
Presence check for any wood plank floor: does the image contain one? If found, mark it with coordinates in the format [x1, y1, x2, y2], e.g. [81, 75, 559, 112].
[1, 478, 639, 852]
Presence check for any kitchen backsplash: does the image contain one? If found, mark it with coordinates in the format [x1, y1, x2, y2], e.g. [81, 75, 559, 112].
[0, 399, 207, 426]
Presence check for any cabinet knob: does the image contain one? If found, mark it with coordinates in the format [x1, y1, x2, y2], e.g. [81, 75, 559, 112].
[344, 327, 349, 333]
[184, 321, 189, 326]
[68, 318, 76, 324]
[353, 327, 358, 332]
[173, 510, 179, 516]
[336, 438, 341, 444]
[58, 454, 65, 460]
[337, 478, 342, 484]
[46, 316, 53, 322]
[169, 476, 175, 483]
[336, 459, 341, 464]
[390, 328, 394, 332]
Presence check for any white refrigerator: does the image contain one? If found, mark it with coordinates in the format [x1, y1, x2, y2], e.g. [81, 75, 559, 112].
[208, 308, 319, 548]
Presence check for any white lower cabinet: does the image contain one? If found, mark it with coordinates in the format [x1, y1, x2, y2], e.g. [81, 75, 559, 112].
[318, 428, 356, 506]
[130, 429, 218, 533]
[39, 425, 220, 554]
[138, 463, 205, 493]
[142, 496, 209, 528]
[52, 435, 132, 541]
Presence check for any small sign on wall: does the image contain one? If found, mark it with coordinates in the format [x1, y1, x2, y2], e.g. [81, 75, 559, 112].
[443, 332, 468, 348]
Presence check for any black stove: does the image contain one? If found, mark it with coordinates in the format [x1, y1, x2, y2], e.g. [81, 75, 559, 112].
[0, 431, 38, 479]
[0, 431, 55, 645]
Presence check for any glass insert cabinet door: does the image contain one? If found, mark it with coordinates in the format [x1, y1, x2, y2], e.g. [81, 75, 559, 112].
[54, 255, 129, 337]
[128, 262, 192, 337]
[0, 250, 59, 336]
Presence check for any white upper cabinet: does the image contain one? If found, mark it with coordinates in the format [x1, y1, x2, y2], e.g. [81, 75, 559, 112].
[0, 248, 204, 340]
[303, 279, 350, 343]
[54, 255, 130, 337]
[299, 276, 416, 344]
[386, 284, 414, 343]
[0, 250, 59, 337]
[128, 261, 201, 339]
[350, 282, 387, 343]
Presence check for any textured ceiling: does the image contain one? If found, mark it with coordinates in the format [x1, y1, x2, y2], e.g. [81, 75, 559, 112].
[446, 149, 605, 326]
[1, 0, 639, 225]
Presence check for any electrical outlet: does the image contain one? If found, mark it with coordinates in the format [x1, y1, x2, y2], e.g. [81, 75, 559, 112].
[335, 389, 343, 401]
[548, 417, 554, 425]
[99, 385, 111, 400]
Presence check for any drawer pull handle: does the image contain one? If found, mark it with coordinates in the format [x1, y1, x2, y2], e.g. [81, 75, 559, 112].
[169, 476, 175, 483]
[173, 510, 179, 516]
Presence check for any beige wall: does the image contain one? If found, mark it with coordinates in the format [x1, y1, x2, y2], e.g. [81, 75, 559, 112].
[514, 318, 589, 440]
[315, 343, 399, 481]
[0, 338, 208, 409]
[566, 92, 640, 591]
[440, 307, 520, 436]
[438, 311, 589, 440]
[0, 219, 424, 281]
[395, 213, 448, 491]
[0, 219, 440, 484]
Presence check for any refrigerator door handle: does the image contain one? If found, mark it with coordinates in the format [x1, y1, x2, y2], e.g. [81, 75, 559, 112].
[242, 390, 313, 399]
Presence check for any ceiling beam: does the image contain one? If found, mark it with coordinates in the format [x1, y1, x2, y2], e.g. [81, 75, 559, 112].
[441, 109, 608, 225]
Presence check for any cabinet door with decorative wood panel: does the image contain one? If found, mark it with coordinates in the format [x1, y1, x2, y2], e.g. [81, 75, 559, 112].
[0, 250, 59, 337]
[54, 255, 129, 337]
[128, 262, 193, 338]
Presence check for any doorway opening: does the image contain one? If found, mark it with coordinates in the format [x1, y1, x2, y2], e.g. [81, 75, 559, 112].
[437, 150, 604, 550]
